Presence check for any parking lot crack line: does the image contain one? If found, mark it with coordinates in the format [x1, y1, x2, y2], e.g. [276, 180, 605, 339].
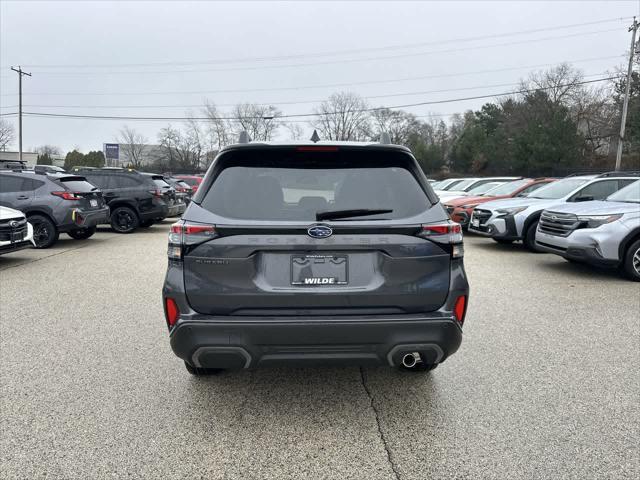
[359, 367, 402, 480]
[0, 244, 91, 272]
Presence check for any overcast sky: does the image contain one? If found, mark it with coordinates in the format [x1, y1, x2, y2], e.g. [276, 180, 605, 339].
[0, 0, 637, 153]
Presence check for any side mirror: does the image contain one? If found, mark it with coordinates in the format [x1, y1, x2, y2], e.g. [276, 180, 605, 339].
[574, 195, 594, 202]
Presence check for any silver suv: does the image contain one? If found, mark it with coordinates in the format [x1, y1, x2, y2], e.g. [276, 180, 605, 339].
[468, 173, 639, 251]
[535, 180, 640, 281]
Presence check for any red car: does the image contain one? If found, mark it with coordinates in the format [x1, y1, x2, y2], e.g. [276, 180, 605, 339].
[175, 175, 203, 194]
[444, 178, 556, 228]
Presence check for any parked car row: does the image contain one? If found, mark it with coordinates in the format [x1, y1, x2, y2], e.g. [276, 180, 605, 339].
[437, 173, 640, 281]
[0, 167, 194, 252]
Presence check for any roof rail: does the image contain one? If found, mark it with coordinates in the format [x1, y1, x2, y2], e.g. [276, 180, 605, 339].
[238, 131, 251, 144]
[596, 170, 640, 178]
[565, 172, 601, 177]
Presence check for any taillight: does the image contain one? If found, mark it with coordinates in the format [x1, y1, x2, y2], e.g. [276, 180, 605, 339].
[454, 295, 467, 325]
[165, 297, 180, 328]
[419, 222, 464, 258]
[168, 221, 217, 260]
[149, 188, 163, 198]
[51, 191, 82, 200]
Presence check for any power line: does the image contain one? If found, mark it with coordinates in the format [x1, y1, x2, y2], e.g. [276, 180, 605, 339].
[0, 71, 611, 110]
[17, 16, 632, 70]
[6, 28, 622, 78]
[0, 55, 623, 97]
[0, 76, 617, 122]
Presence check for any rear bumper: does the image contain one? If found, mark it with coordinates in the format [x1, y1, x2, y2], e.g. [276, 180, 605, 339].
[59, 207, 110, 232]
[140, 203, 168, 221]
[169, 315, 463, 369]
[167, 202, 186, 217]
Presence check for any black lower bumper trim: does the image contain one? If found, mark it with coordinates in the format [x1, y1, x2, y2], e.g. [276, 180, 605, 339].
[170, 317, 463, 369]
[536, 241, 620, 267]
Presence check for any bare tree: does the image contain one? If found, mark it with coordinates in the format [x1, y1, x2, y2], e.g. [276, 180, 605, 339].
[520, 63, 584, 105]
[231, 103, 282, 141]
[370, 108, 419, 144]
[310, 92, 371, 141]
[0, 119, 15, 151]
[118, 125, 148, 168]
[35, 145, 62, 156]
[157, 123, 203, 172]
[203, 101, 231, 150]
[284, 122, 305, 140]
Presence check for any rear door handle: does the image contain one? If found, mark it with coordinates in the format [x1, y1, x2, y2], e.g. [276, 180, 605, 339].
[16, 195, 29, 200]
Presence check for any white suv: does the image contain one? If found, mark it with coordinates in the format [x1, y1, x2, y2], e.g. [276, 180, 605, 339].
[535, 180, 640, 281]
[468, 173, 639, 251]
[0, 206, 34, 255]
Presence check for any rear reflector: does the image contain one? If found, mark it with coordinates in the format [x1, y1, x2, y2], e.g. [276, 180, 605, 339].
[454, 295, 467, 325]
[165, 297, 180, 327]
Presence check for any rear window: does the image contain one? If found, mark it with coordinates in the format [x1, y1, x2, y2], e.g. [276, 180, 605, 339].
[179, 177, 200, 186]
[57, 177, 98, 192]
[153, 178, 171, 188]
[200, 150, 430, 221]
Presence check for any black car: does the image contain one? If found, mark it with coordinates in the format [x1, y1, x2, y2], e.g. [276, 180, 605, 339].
[80, 168, 169, 233]
[0, 170, 110, 248]
[140, 173, 185, 217]
[162, 138, 469, 375]
[164, 177, 192, 207]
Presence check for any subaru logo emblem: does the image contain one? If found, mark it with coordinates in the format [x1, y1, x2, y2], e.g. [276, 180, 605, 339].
[307, 225, 333, 239]
[9, 221, 19, 228]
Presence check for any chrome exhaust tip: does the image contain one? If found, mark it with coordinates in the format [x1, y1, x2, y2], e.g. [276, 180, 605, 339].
[402, 352, 422, 368]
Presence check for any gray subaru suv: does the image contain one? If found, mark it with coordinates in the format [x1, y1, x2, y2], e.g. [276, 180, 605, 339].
[162, 139, 469, 375]
[0, 171, 109, 248]
[536, 180, 640, 280]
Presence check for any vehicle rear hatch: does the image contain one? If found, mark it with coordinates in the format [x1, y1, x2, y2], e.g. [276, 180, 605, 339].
[150, 176, 176, 204]
[55, 176, 105, 209]
[179, 146, 456, 316]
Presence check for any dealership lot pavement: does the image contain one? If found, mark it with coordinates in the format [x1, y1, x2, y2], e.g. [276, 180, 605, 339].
[1, 223, 638, 479]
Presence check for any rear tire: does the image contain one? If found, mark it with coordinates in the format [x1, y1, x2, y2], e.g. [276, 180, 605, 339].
[492, 238, 514, 245]
[110, 206, 139, 233]
[29, 214, 59, 249]
[184, 361, 224, 376]
[67, 226, 96, 240]
[523, 221, 540, 252]
[622, 239, 640, 282]
[398, 363, 438, 373]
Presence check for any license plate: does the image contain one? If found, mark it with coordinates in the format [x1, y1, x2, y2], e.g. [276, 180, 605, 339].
[472, 218, 480, 228]
[90, 199, 98, 207]
[291, 254, 348, 286]
[10, 231, 24, 243]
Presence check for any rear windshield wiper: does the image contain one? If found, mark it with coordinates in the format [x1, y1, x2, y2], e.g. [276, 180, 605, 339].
[316, 208, 393, 221]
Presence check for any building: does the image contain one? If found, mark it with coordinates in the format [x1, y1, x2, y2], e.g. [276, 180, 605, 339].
[103, 143, 165, 167]
[0, 151, 65, 167]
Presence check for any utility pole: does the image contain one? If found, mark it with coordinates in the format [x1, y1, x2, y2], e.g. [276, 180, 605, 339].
[615, 17, 639, 171]
[10, 66, 32, 162]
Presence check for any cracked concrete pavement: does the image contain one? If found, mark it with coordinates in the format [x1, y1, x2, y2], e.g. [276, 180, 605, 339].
[1, 223, 638, 479]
